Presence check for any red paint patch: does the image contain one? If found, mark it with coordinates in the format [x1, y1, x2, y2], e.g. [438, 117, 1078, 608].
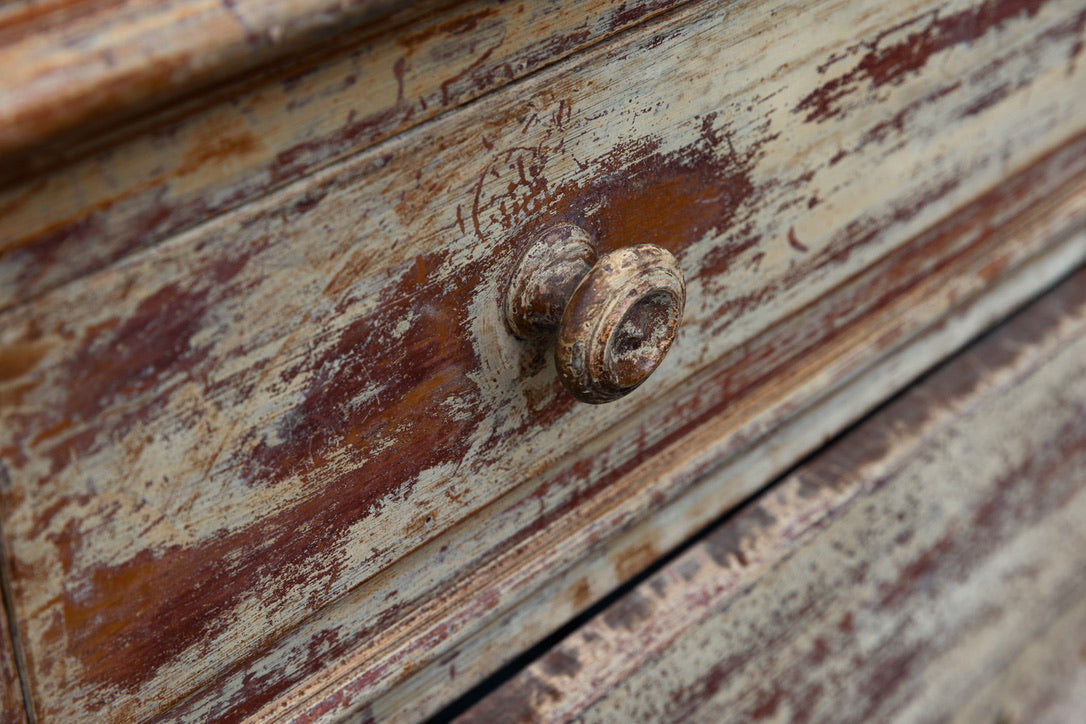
[795, 0, 1048, 123]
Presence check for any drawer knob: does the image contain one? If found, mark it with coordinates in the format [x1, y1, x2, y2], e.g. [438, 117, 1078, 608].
[504, 224, 685, 404]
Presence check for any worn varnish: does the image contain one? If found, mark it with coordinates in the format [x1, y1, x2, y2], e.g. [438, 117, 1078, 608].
[458, 265, 1086, 722]
[1, 0, 1086, 720]
[0, 0, 688, 310]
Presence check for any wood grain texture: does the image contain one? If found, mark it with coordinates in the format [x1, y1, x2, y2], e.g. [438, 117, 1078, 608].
[1, 0, 1086, 720]
[457, 264, 1086, 723]
[0, 0, 687, 311]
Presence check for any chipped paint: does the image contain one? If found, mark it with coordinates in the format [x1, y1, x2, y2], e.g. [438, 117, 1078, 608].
[0, 0, 1085, 720]
[0, 0, 689, 312]
[458, 266, 1086, 722]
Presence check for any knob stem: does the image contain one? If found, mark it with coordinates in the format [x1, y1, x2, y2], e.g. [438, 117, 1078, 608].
[504, 224, 597, 339]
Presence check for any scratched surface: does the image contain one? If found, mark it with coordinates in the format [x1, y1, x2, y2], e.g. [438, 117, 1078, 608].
[457, 265, 1086, 723]
[0, 0, 406, 157]
[310, 134, 1086, 724]
[1, 0, 1086, 720]
[0, 0, 688, 311]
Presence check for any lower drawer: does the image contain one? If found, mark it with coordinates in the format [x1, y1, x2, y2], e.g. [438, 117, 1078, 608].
[456, 264, 1086, 722]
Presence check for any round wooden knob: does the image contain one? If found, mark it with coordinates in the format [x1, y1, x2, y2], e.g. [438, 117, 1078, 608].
[504, 224, 686, 404]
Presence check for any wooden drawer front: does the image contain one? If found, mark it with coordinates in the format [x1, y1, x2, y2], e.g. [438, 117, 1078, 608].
[0, 0, 690, 312]
[2, 0, 1086, 720]
[458, 264, 1086, 723]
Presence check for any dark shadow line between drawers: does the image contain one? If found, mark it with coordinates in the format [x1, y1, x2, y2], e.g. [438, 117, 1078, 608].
[424, 473, 774, 723]
[423, 259, 1086, 724]
[424, 403, 876, 723]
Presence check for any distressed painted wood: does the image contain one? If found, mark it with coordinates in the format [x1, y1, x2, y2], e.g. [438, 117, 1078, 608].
[1, 0, 1086, 720]
[363, 173, 1086, 724]
[0, 0, 402, 157]
[954, 595, 1086, 723]
[457, 265, 1086, 723]
[0, 0, 687, 310]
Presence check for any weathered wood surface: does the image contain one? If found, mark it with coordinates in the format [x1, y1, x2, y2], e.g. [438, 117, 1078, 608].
[368, 188, 1086, 724]
[457, 264, 1086, 723]
[0, 0, 687, 311]
[0, 0, 411, 157]
[1, 0, 1086, 720]
[955, 594, 1086, 723]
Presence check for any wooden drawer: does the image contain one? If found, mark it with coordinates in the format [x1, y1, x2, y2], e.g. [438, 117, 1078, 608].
[457, 262, 1086, 723]
[0, 0, 691, 312]
[1, 0, 1086, 720]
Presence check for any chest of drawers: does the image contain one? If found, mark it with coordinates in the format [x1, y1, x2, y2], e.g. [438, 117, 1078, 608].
[1, 0, 1085, 721]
